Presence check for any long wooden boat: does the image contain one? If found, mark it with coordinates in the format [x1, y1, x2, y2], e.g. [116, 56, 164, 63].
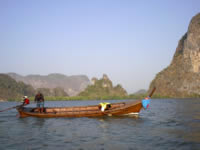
[16, 100, 142, 118]
[16, 88, 156, 118]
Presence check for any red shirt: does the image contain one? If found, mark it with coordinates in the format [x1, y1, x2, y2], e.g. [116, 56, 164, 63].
[24, 98, 30, 105]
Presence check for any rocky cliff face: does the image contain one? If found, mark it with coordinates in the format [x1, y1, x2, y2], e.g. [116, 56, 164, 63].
[7, 73, 90, 96]
[149, 13, 200, 97]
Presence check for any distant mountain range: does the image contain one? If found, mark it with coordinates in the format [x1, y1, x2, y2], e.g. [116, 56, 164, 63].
[7, 73, 90, 96]
[0, 73, 128, 101]
[133, 89, 147, 95]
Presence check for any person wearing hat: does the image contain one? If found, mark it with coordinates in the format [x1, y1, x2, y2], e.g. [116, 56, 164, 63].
[22, 96, 30, 106]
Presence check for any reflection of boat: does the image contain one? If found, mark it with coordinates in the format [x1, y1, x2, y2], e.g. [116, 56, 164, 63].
[16, 100, 142, 118]
[16, 88, 156, 118]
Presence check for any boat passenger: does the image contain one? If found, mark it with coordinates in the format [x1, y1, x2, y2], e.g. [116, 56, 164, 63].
[34, 92, 45, 113]
[22, 96, 30, 106]
[99, 102, 111, 112]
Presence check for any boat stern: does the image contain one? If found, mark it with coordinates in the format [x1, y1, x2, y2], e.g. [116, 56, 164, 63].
[16, 107, 30, 118]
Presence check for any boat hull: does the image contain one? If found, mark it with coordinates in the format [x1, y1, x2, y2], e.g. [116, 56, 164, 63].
[16, 100, 143, 118]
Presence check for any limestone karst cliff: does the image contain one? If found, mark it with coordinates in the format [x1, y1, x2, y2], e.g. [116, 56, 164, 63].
[149, 13, 200, 97]
[79, 74, 127, 99]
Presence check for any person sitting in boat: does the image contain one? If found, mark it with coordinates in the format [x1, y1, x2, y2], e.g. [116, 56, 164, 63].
[99, 102, 111, 112]
[22, 96, 30, 106]
[34, 92, 45, 113]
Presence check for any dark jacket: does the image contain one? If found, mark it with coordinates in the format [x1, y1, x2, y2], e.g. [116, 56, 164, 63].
[34, 93, 44, 102]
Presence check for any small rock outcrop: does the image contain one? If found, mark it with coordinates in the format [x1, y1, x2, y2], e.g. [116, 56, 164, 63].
[149, 13, 200, 97]
[79, 74, 127, 99]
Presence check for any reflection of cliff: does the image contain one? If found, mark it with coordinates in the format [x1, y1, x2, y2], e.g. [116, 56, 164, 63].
[79, 74, 127, 98]
[149, 13, 200, 97]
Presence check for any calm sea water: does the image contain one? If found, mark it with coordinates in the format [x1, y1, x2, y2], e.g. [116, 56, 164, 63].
[0, 99, 200, 150]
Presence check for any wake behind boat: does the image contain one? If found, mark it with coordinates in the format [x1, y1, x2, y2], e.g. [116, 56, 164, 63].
[16, 87, 156, 118]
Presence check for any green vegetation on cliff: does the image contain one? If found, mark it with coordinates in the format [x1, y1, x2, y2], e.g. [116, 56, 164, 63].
[7, 73, 90, 96]
[0, 74, 35, 100]
[78, 74, 127, 99]
[0, 74, 69, 101]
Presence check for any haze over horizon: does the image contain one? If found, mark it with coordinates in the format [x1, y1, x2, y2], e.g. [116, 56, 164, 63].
[1, 0, 200, 94]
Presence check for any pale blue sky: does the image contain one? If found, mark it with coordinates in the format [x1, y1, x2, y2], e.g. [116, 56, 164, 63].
[0, 0, 200, 93]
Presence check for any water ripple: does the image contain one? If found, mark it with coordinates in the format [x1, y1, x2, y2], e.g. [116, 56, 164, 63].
[1, 99, 200, 150]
